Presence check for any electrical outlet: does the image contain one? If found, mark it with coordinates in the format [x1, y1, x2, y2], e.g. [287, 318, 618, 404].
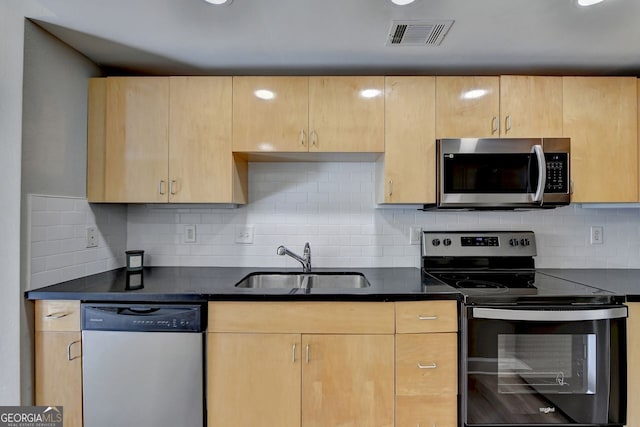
[184, 225, 196, 243]
[590, 226, 604, 245]
[86, 226, 98, 248]
[409, 226, 422, 245]
[235, 225, 254, 244]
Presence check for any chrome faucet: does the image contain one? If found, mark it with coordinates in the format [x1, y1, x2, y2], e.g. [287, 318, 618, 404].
[277, 242, 312, 272]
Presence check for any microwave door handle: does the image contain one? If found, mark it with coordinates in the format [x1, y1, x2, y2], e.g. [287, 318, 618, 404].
[532, 144, 546, 203]
[472, 307, 628, 322]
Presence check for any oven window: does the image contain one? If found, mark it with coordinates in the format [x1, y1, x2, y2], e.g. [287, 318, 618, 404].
[497, 334, 596, 395]
[443, 153, 538, 193]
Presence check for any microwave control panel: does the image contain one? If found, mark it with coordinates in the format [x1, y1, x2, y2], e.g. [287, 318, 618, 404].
[544, 153, 568, 193]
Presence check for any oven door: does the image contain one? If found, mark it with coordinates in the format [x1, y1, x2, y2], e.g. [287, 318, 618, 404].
[464, 306, 627, 426]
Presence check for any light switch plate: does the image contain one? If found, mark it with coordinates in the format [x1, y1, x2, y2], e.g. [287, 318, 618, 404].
[184, 225, 196, 243]
[86, 226, 98, 248]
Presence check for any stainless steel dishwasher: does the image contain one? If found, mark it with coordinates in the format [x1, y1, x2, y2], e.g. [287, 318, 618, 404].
[81, 303, 204, 427]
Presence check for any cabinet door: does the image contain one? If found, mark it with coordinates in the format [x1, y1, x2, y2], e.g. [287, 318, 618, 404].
[309, 76, 384, 152]
[169, 77, 235, 202]
[233, 76, 309, 152]
[500, 75, 563, 137]
[302, 334, 394, 427]
[207, 333, 301, 427]
[35, 331, 82, 427]
[563, 77, 638, 202]
[396, 395, 458, 427]
[105, 77, 169, 202]
[382, 76, 436, 204]
[436, 76, 500, 138]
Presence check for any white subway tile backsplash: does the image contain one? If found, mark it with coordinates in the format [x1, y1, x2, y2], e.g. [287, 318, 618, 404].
[28, 195, 126, 288]
[30, 163, 640, 277]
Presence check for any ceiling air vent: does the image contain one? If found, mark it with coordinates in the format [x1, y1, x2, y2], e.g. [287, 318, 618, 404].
[386, 20, 454, 46]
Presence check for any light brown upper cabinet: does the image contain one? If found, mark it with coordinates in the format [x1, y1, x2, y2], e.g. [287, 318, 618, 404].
[88, 76, 247, 204]
[232, 76, 384, 153]
[563, 77, 638, 203]
[309, 76, 384, 152]
[436, 75, 563, 138]
[378, 76, 436, 204]
[233, 76, 310, 152]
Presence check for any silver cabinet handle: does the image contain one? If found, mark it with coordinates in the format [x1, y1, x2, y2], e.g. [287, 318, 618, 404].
[505, 114, 512, 133]
[159, 180, 166, 195]
[418, 315, 438, 320]
[300, 129, 306, 146]
[389, 180, 393, 197]
[417, 362, 437, 369]
[292, 343, 296, 363]
[306, 344, 310, 364]
[311, 130, 317, 146]
[169, 180, 177, 195]
[491, 116, 498, 134]
[67, 340, 81, 361]
[570, 180, 575, 195]
[45, 312, 70, 319]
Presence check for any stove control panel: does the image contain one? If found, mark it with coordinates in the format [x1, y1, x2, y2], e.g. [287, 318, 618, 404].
[422, 231, 536, 257]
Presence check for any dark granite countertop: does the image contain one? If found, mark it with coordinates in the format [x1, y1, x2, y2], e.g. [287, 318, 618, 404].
[540, 269, 640, 301]
[24, 267, 461, 302]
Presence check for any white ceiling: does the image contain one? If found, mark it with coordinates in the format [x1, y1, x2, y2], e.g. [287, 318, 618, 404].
[29, 0, 640, 75]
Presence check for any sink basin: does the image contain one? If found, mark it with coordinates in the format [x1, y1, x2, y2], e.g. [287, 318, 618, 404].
[235, 272, 370, 289]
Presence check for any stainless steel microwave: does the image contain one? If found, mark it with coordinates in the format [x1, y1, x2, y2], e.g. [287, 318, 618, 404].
[436, 138, 571, 209]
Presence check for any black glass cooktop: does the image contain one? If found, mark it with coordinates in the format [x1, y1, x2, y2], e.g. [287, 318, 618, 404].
[424, 270, 614, 302]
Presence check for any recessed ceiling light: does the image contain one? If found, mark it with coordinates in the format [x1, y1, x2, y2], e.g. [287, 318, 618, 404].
[577, 0, 604, 6]
[204, 0, 232, 5]
[390, 0, 416, 5]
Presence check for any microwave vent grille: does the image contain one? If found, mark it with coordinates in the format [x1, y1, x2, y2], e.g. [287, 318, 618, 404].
[387, 20, 454, 46]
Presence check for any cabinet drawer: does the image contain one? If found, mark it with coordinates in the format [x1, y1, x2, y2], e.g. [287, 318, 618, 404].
[208, 301, 394, 334]
[396, 395, 457, 427]
[396, 333, 457, 396]
[395, 301, 457, 333]
[35, 300, 80, 332]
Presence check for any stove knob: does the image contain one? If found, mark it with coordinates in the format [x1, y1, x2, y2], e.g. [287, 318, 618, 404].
[432, 238, 441, 247]
[521, 238, 530, 246]
[509, 238, 519, 247]
[443, 238, 452, 246]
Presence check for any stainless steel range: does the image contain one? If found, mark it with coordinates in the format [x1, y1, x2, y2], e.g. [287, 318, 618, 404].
[421, 230, 627, 427]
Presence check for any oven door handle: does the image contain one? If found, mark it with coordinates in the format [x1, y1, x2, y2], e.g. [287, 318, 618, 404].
[472, 306, 628, 322]
[532, 144, 546, 203]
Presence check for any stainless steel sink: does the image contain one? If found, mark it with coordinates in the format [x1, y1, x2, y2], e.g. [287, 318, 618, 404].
[235, 272, 370, 289]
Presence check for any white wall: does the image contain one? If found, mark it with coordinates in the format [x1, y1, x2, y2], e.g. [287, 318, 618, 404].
[0, 0, 48, 406]
[128, 162, 640, 269]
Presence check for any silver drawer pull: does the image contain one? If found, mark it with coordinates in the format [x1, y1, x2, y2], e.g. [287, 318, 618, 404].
[417, 362, 437, 369]
[46, 312, 71, 319]
[67, 340, 81, 361]
[418, 315, 438, 320]
[292, 343, 296, 363]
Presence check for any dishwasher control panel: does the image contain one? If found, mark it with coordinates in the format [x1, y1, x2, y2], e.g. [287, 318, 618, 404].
[82, 304, 204, 332]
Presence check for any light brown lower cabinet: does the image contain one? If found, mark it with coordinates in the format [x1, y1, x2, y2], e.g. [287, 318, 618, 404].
[34, 300, 83, 427]
[207, 301, 395, 427]
[395, 301, 458, 427]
